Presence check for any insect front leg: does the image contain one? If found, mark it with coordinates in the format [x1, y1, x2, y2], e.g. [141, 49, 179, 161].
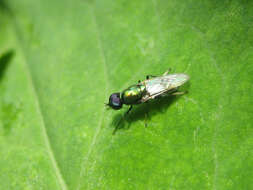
[146, 75, 157, 80]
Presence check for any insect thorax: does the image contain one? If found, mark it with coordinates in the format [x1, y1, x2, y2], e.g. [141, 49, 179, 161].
[121, 84, 146, 105]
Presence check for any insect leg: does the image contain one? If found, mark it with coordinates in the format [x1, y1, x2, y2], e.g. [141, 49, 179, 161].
[171, 91, 188, 96]
[146, 75, 157, 80]
[163, 68, 172, 76]
[144, 112, 148, 127]
[126, 105, 133, 114]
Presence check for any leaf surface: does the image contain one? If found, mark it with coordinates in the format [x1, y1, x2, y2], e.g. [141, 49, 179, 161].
[0, 0, 252, 189]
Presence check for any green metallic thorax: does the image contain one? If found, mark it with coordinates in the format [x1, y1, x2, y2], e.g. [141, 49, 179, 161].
[121, 84, 146, 105]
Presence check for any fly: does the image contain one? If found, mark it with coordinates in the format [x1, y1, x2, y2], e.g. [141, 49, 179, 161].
[106, 69, 190, 134]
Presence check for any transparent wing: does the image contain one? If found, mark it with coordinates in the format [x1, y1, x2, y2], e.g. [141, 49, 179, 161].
[144, 73, 189, 97]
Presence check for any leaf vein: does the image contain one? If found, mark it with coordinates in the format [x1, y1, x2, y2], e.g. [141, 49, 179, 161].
[13, 24, 68, 190]
[76, 5, 109, 190]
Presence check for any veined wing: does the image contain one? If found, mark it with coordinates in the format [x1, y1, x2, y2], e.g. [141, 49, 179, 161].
[144, 73, 189, 97]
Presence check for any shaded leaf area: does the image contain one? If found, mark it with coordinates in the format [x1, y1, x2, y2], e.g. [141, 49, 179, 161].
[0, 51, 14, 80]
[0, 51, 16, 135]
[0, 0, 8, 11]
[0, 13, 61, 190]
[1, 0, 253, 189]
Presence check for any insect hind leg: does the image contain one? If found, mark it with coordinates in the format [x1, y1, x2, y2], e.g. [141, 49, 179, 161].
[163, 68, 172, 76]
[171, 90, 188, 96]
[144, 112, 149, 127]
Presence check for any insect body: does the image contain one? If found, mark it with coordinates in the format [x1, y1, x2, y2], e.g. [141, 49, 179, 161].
[107, 70, 190, 112]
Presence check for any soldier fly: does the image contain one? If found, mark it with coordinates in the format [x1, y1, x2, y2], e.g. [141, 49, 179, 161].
[106, 69, 190, 134]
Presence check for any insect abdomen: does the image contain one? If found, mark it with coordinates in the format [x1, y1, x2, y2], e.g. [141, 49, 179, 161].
[121, 85, 145, 105]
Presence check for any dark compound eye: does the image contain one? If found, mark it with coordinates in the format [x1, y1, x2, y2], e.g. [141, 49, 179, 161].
[109, 93, 122, 110]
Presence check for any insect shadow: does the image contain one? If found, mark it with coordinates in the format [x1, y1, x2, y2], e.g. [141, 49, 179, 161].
[110, 93, 185, 134]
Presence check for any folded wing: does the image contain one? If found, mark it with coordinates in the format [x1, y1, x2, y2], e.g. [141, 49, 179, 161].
[145, 73, 189, 96]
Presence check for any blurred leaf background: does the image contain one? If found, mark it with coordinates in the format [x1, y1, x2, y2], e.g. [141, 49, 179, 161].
[0, 0, 253, 189]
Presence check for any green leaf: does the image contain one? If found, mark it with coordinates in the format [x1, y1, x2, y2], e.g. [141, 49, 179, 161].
[0, 0, 253, 189]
